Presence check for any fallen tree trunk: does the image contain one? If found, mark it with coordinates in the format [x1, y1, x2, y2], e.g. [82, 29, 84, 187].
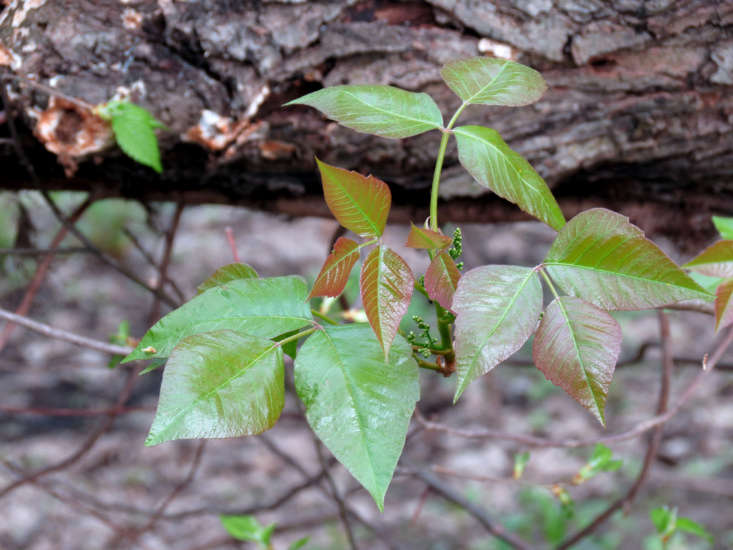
[1, 0, 732, 246]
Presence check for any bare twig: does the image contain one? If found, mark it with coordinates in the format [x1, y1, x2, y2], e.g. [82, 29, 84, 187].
[313, 438, 360, 550]
[225, 226, 240, 263]
[122, 226, 185, 301]
[0, 404, 152, 416]
[410, 468, 531, 550]
[0, 307, 133, 355]
[0, 366, 140, 499]
[0, 246, 92, 255]
[149, 202, 184, 321]
[0, 196, 93, 351]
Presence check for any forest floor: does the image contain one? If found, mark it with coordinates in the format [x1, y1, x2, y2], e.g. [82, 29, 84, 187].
[0, 194, 732, 550]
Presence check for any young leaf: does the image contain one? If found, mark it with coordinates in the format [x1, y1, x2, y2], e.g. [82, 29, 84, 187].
[441, 57, 547, 106]
[715, 278, 733, 332]
[316, 159, 391, 238]
[513, 451, 530, 480]
[360, 246, 414, 357]
[683, 240, 733, 278]
[405, 224, 453, 250]
[294, 324, 419, 511]
[220, 515, 276, 546]
[197, 263, 258, 294]
[308, 237, 360, 299]
[146, 330, 284, 446]
[424, 251, 461, 310]
[533, 296, 622, 425]
[651, 506, 676, 536]
[452, 266, 542, 401]
[454, 125, 565, 231]
[289, 537, 310, 550]
[675, 517, 713, 542]
[285, 85, 443, 138]
[123, 276, 312, 361]
[713, 215, 733, 239]
[98, 100, 164, 173]
[544, 208, 712, 310]
[574, 443, 622, 483]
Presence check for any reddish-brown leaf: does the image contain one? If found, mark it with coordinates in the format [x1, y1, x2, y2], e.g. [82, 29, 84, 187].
[533, 296, 621, 426]
[316, 159, 391, 237]
[360, 246, 414, 356]
[684, 240, 733, 278]
[405, 224, 452, 250]
[308, 237, 360, 299]
[715, 278, 733, 332]
[424, 252, 461, 310]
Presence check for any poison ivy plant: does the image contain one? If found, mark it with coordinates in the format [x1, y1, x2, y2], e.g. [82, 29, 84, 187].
[124, 55, 716, 512]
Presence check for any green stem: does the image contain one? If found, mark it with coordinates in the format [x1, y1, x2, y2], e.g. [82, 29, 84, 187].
[416, 358, 443, 372]
[277, 326, 317, 347]
[537, 266, 561, 300]
[311, 309, 339, 325]
[429, 102, 468, 232]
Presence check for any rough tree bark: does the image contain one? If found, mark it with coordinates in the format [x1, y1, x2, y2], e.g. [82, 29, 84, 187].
[1, 0, 732, 244]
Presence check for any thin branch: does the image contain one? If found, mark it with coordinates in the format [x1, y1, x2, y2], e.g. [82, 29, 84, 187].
[0, 196, 93, 351]
[0, 405, 152, 416]
[122, 226, 185, 301]
[149, 202, 184, 322]
[225, 227, 240, 263]
[0, 307, 133, 356]
[0, 246, 92, 255]
[0, 366, 140, 499]
[410, 468, 531, 550]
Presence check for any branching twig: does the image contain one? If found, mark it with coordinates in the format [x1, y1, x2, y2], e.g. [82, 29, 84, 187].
[410, 467, 531, 550]
[149, 202, 184, 321]
[0, 307, 133, 356]
[0, 366, 140, 499]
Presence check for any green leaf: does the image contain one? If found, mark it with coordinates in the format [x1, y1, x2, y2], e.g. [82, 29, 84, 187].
[441, 57, 547, 106]
[424, 251, 461, 310]
[123, 276, 312, 361]
[285, 85, 443, 138]
[575, 444, 623, 483]
[713, 216, 733, 239]
[533, 296, 622, 425]
[308, 237, 361, 299]
[289, 537, 310, 550]
[452, 266, 542, 401]
[675, 517, 713, 542]
[405, 224, 453, 250]
[360, 246, 414, 357]
[651, 506, 676, 536]
[684, 240, 733, 278]
[146, 330, 284, 446]
[294, 325, 419, 510]
[220, 514, 276, 546]
[715, 278, 733, 332]
[316, 159, 391, 238]
[544, 209, 712, 310]
[99, 100, 164, 173]
[197, 263, 258, 294]
[454, 125, 565, 231]
[513, 451, 530, 480]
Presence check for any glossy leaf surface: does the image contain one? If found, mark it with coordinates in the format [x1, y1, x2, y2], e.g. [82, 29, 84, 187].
[360, 246, 414, 356]
[146, 330, 284, 445]
[294, 324, 419, 510]
[197, 263, 258, 294]
[715, 278, 733, 332]
[285, 85, 443, 138]
[454, 125, 565, 231]
[405, 224, 452, 250]
[308, 237, 360, 299]
[316, 159, 391, 237]
[533, 296, 621, 425]
[713, 216, 733, 240]
[100, 100, 164, 173]
[124, 276, 312, 361]
[453, 266, 542, 401]
[441, 57, 547, 106]
[544, 209, 711, 310]
[683, 240, 733, 278]
[424, 251, 461, 310]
